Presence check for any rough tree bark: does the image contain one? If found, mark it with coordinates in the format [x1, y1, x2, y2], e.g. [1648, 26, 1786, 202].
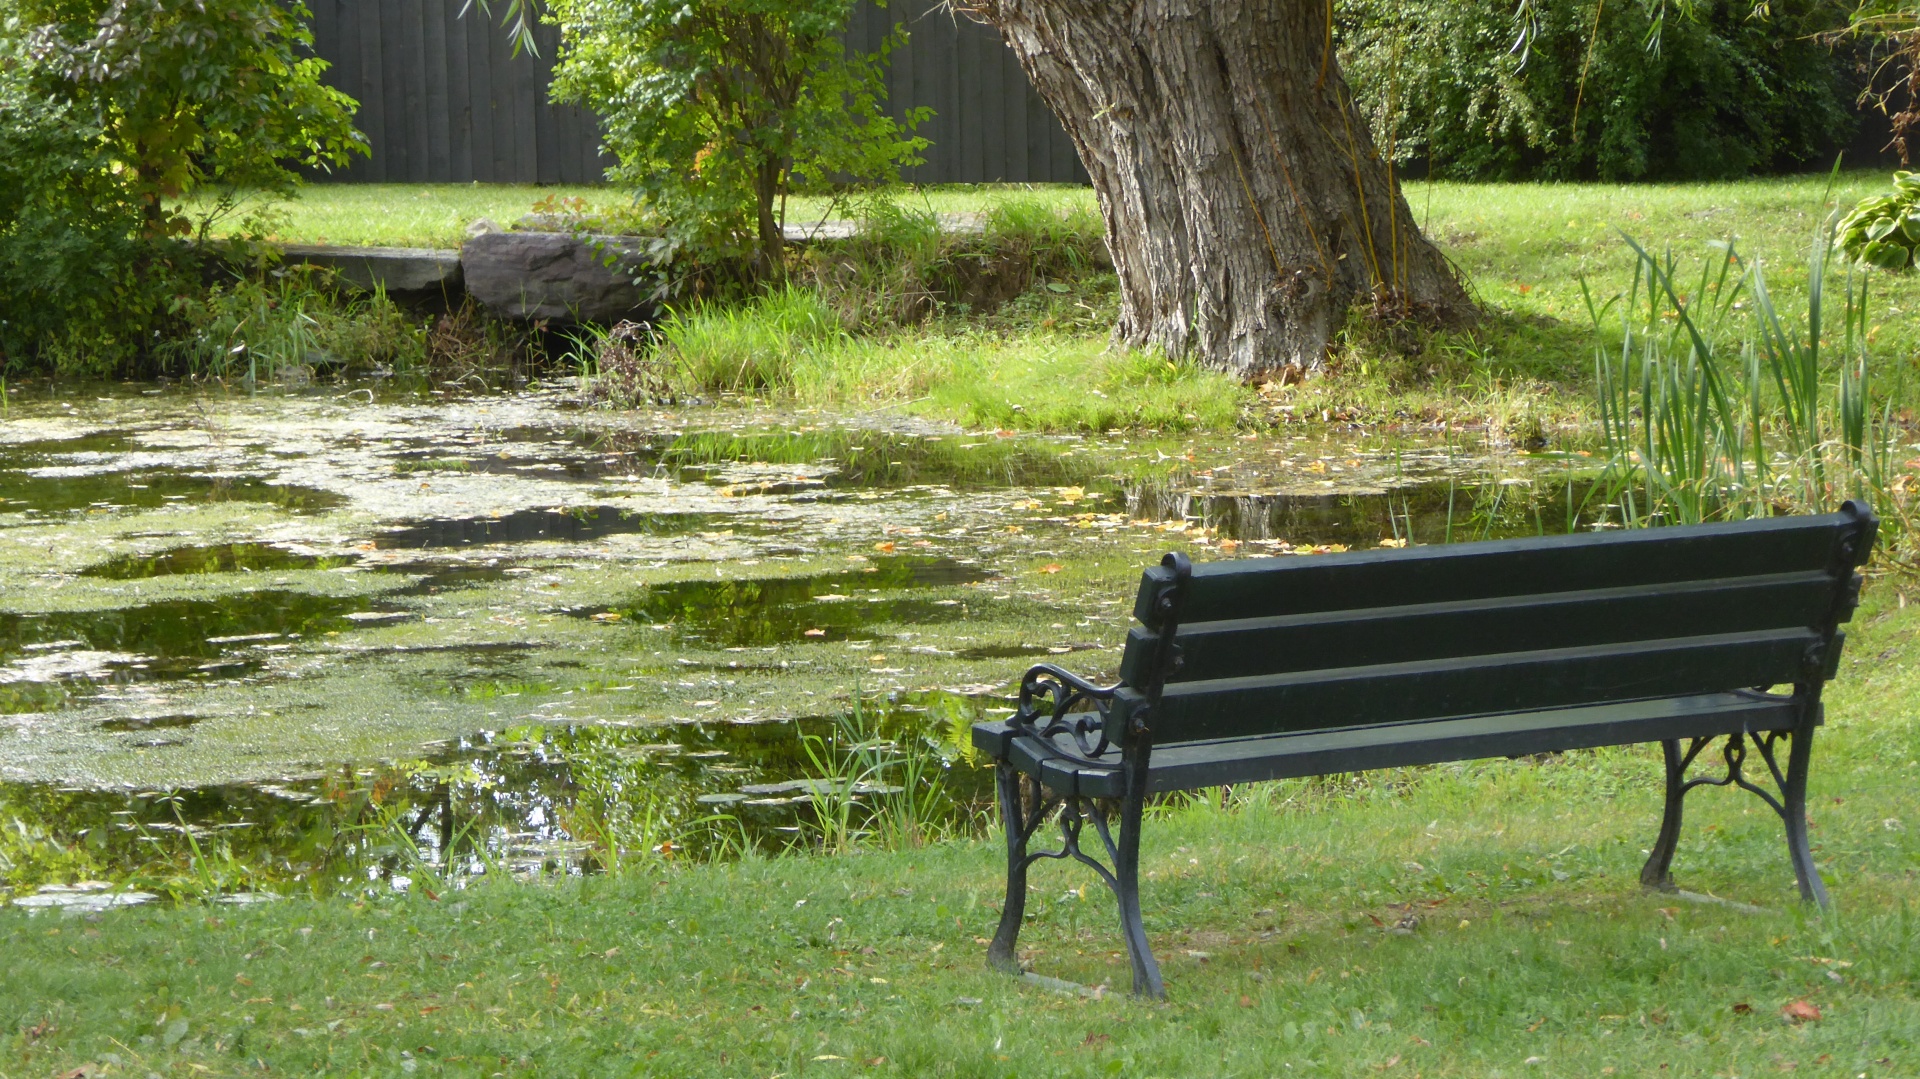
[973, 0, 1474, 379]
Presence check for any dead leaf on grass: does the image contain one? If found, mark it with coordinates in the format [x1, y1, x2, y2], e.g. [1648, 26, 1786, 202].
[1781, 1000, 1822, 1023]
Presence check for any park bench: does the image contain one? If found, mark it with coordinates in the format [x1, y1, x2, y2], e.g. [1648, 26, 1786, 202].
[971, 502, 1876, 998]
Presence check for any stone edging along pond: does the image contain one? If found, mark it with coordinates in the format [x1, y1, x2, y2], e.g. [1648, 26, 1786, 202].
[274, 211, 1009, 325]
[279, 231, 655, 323]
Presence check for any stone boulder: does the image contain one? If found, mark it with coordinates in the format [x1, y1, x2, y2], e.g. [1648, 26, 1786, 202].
[460, 231, 657, 323]
[280, 245, 463, 296]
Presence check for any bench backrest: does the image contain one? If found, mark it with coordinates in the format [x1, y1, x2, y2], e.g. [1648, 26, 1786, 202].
[1109, 502, 1876, 746]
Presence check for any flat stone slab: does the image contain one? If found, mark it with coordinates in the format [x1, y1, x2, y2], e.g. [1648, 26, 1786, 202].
[461, 231, 655, 322]
[280, 244, 463, 294]
[510, 212, 988, 243]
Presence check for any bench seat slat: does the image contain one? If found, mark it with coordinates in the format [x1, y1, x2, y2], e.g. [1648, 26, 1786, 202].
[1155, 628, 1819, 741]
[979, 692, 1802, 799]
[1134, 512, 1851, 629]
[1119, 571, 1838, 685]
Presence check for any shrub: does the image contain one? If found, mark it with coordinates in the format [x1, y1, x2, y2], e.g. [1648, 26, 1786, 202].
[0, 43, 168, 371]
[545, 0, 926, 277]
[1837, 171, 1920, 270]
[0, 0, 362, 372]
[1337, 0, 1856, 181]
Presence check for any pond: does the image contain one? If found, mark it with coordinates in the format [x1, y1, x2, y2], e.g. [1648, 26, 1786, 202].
[0, 379, 1613, 907]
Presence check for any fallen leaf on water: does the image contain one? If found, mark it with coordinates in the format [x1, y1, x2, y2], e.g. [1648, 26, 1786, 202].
[1781, 1000, 1822, 1023]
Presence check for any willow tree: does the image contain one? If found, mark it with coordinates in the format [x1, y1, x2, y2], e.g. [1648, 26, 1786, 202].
[969, 0, 1473, 379]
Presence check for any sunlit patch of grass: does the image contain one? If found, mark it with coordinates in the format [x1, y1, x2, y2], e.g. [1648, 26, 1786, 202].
[656, 297, 1248, 434]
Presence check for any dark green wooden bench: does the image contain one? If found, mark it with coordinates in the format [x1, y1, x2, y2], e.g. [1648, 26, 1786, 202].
[971, 502, 1876, 998]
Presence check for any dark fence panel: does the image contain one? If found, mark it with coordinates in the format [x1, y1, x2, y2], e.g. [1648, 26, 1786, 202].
[305, 1, 1088, 185]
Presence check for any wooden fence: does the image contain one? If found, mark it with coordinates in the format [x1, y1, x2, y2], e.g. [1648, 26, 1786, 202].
[303, 0, 1089, 185]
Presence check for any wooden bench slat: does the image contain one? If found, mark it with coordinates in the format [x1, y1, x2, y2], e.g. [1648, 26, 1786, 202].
[1118, 571, 1841, 685]
[980, 691, 1802, 799]
[1150, 628, 1821, 741]
[1145, 691, 1803, 792]
[1133, 512, 1854, 629]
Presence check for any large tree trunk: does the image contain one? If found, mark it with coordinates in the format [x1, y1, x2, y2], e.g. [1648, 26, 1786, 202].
[975, 0, 1474, 379]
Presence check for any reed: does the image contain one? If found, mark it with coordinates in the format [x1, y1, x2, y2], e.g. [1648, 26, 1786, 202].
[1590, 224, 1894, 534]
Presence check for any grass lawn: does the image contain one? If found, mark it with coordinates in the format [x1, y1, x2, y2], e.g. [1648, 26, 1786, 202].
[6, 578, 1916, 1077]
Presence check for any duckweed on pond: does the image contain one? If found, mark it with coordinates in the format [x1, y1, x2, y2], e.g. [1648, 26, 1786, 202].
[0, 380, 1611, 902]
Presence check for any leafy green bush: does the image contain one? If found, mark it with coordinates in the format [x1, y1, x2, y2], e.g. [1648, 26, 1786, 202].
[546, 0, 926, 278]
[0, 42, 169, 371]
[0, 0, 362, 372]
[1838, 171, 1920, 270]
[1337, 0, 1855, 181]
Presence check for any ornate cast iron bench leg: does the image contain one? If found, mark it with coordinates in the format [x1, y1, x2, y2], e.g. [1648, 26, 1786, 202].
[987, 763, 1043, 975]
[1780, 714, 1829, 907]
[1640, 737, 1696, 892]
[1640, 700, 1829, 908]
[984, 765, 1167, 998]
[1114, 771, 1164, 998]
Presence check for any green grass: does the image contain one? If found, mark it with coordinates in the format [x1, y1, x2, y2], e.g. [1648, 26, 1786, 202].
[5, 582, 1917, 1077]
[640, 286, 1247, 433]
[168, 172, 1920, 443]
[177, 183, 1098, 249]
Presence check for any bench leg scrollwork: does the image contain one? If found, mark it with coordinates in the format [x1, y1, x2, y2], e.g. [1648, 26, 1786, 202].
[1640, 715, 1828, 907]
[987, 765, 1165, 998]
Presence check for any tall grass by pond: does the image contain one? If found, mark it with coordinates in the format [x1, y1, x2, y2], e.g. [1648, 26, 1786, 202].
[1590, 226, 1904, 550]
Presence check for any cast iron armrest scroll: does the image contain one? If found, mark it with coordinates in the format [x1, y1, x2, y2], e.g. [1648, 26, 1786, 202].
[1008, 663, 1120, 766]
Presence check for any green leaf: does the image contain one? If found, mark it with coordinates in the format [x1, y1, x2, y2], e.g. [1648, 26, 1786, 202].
[1862, 239, 1911, 271]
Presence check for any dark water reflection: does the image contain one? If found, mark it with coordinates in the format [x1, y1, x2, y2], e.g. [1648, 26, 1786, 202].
[0, 693, 998, 905]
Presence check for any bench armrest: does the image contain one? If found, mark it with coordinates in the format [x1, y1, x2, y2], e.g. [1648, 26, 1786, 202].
[1010, 663, 1121, 767]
